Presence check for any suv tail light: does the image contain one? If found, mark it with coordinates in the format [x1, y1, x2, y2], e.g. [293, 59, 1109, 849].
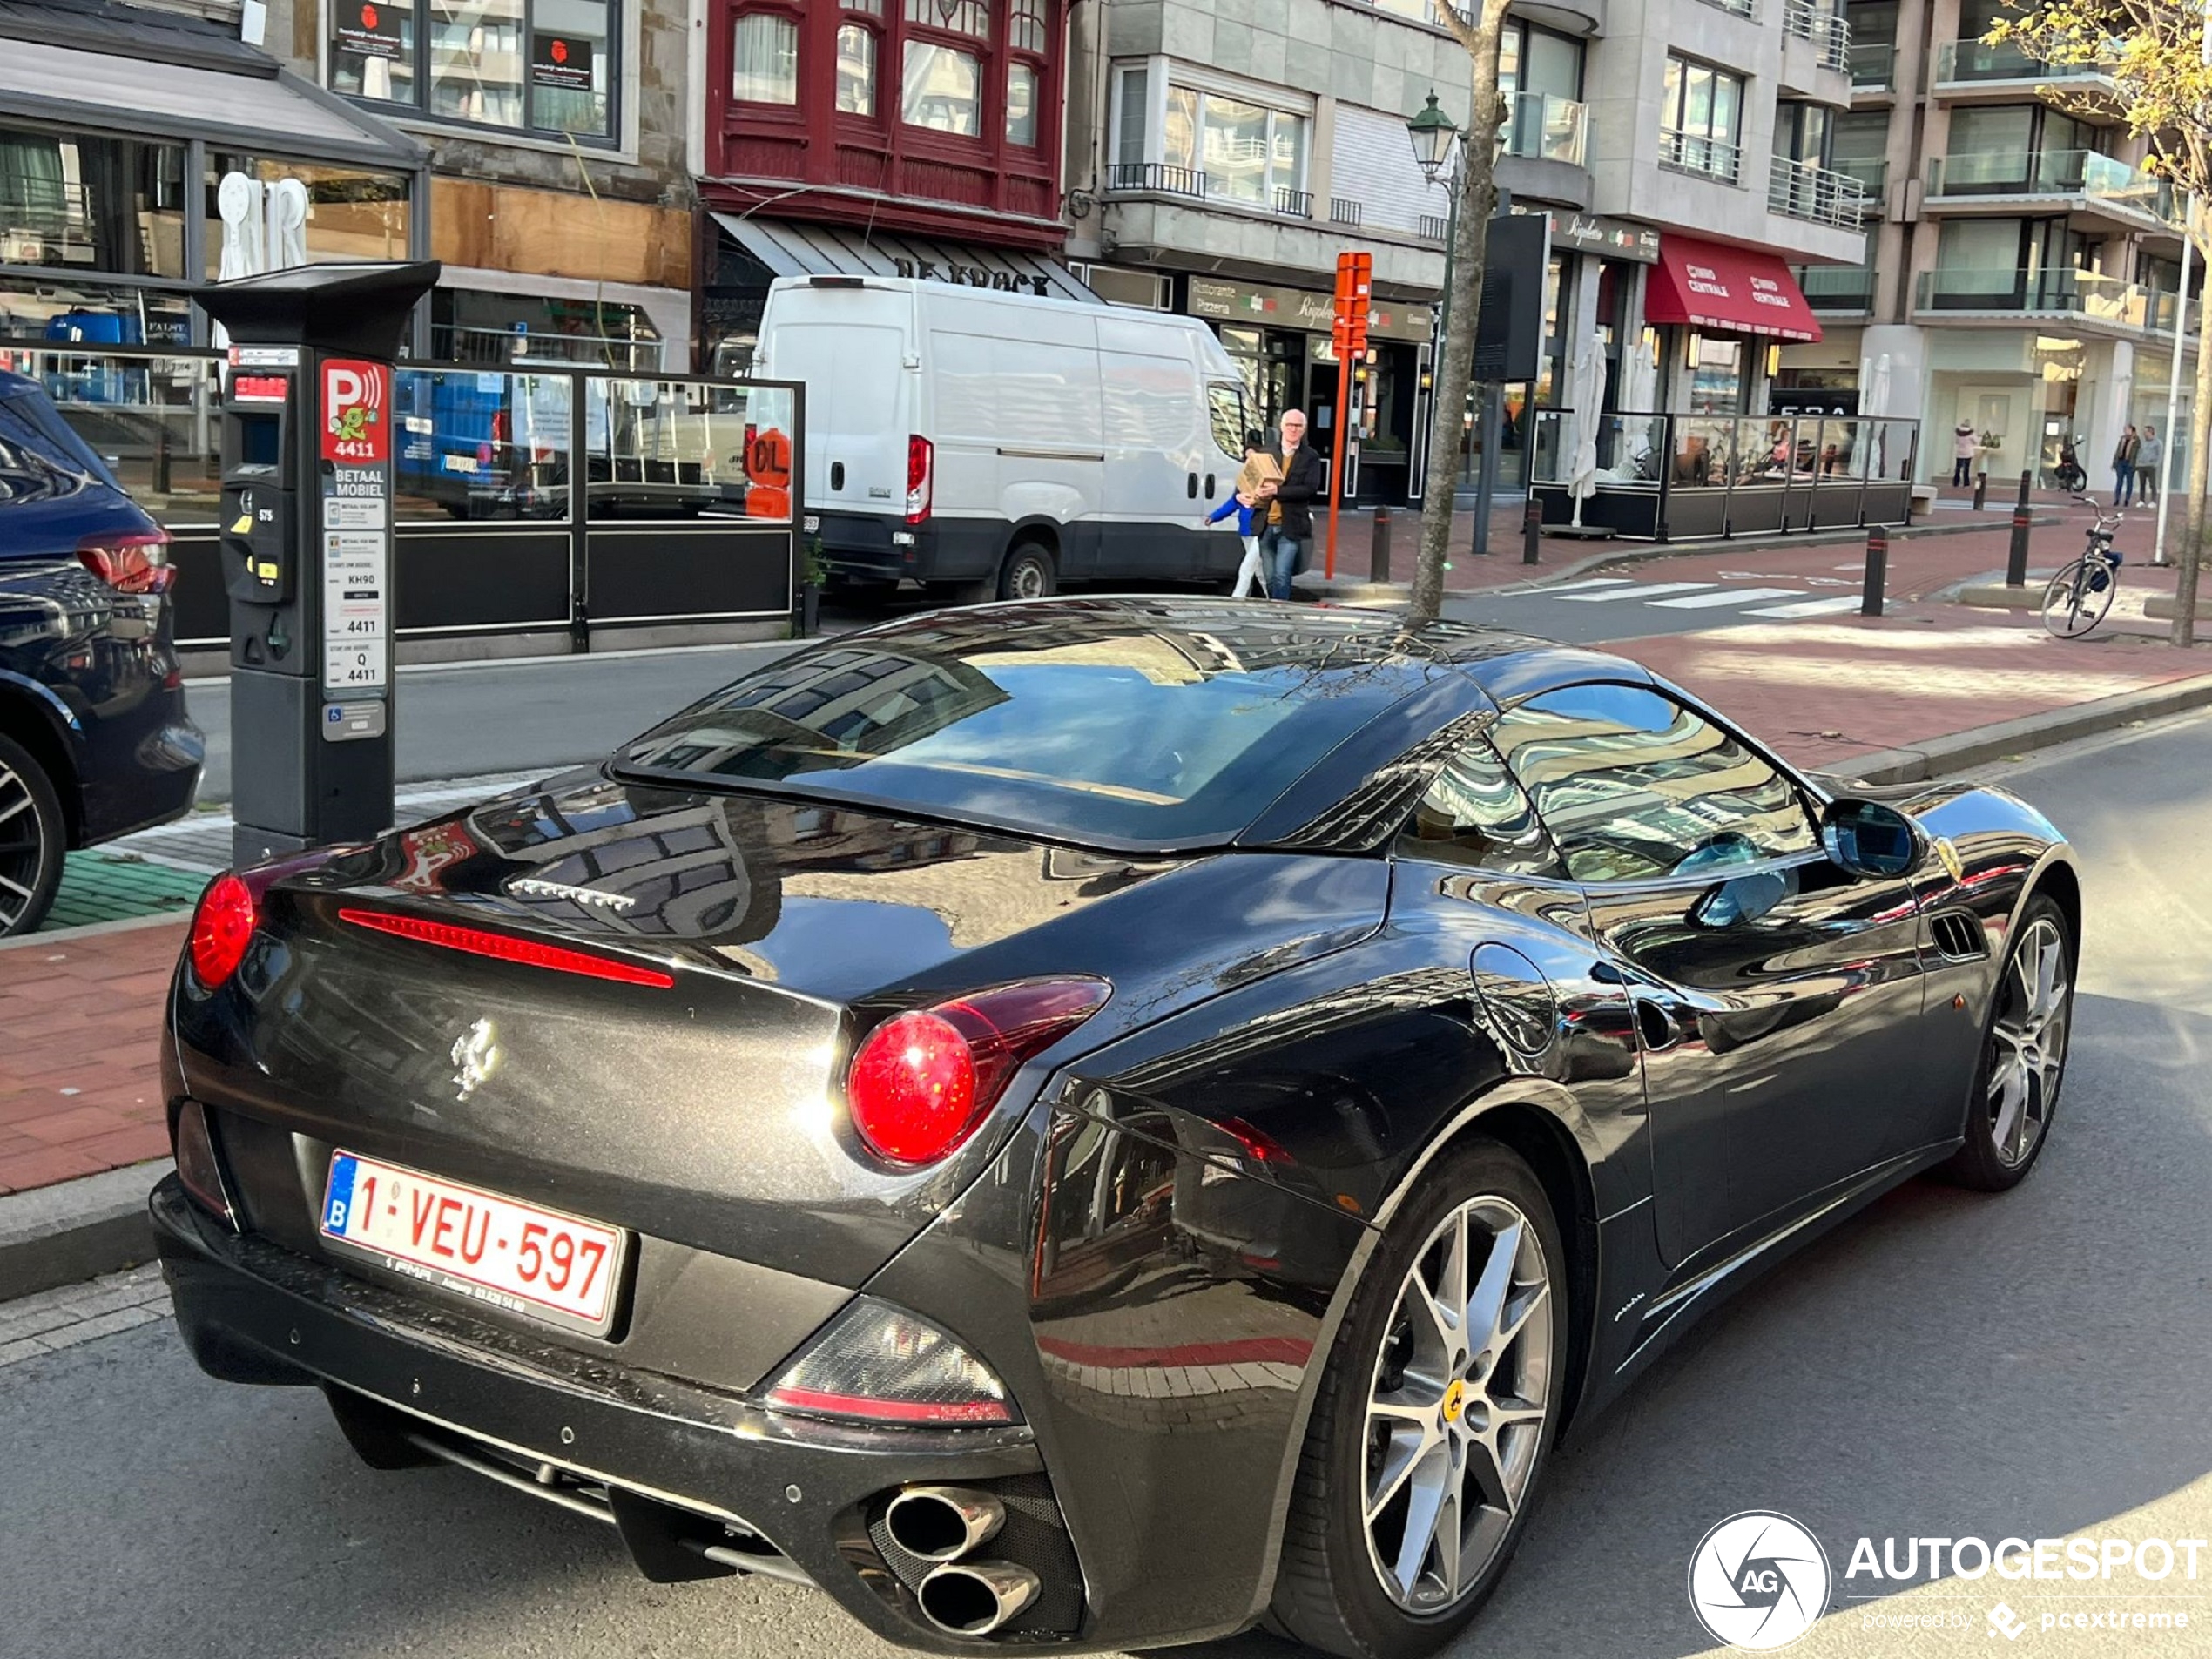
[844, 978, 1109, 1167]
[78, 528, 173, 595]
[905, 434, 934, 524]
[766, 1298, 1015, 1426]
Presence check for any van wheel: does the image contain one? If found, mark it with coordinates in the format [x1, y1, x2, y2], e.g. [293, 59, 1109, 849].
[0, 733, 66, 938]
[999, 542, 1058, 602]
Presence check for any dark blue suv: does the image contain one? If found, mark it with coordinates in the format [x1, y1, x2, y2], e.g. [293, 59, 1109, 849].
[0, 368, 203, 934]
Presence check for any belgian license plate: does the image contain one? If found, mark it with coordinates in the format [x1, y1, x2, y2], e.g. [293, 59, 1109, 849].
[802, 514, 820, 532]
[320, 1151, 625, 1334]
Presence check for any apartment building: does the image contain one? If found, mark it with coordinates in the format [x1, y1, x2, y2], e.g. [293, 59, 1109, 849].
[1061, 0, 1872, 501]
[1790, 0, 2196, 486]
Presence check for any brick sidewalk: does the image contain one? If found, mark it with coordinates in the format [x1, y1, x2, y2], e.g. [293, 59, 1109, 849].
[0, 921, 180, 1195]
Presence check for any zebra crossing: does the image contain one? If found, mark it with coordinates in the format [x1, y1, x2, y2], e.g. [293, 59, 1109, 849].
[1536, 577, 1865, 619]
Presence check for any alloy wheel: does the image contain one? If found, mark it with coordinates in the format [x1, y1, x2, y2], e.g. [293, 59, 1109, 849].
[0, 759, 46, 934]
[1986, 916, 2070, 1167]
[1361, 1197, 1552, 1613]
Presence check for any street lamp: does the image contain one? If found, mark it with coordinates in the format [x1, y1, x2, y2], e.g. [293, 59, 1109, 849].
[1406, 90, 1459, 183]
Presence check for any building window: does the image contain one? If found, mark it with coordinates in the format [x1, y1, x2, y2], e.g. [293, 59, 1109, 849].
[1500, 21, 1584, 100]
[902, 39, 981, 136]
[1007, 62, 1038, 145]
[732, 11, 799, 104]
[330, 0, 617, 140]
[836, 21, 877, 115]
[1132, 72, 1308, 211]
[1659, 56, 1743, 183]
[1009, 0, 1045, 51]
[906, 0, 988, 40]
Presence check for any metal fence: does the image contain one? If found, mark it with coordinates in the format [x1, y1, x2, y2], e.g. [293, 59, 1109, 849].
[0, 343, 802, 651]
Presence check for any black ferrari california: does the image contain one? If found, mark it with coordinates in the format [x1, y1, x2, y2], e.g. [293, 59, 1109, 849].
[154, 597, 2078, 1658]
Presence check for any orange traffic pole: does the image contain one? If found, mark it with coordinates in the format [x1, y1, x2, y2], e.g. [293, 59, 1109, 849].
[1325, 350, 1352, 581]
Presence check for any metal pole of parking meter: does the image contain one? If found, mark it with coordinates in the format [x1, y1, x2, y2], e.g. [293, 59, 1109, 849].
[195, 260, 442, 868]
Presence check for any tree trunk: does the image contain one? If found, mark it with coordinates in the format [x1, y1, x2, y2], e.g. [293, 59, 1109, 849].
[1410, 0, 1513, 624]
[2177, 217, 2212, 648]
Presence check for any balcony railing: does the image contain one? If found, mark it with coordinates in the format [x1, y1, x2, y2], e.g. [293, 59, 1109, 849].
[1849, 42, 1895, 89]
[1105, 162, 1206, 199]
[1932, 39, 2113, 85]
[1795, 264, 1878, 308]
[1831, 155, 1888, 197]
[1418, 214, 1450, 241]
[1660, 126, 1743, 185]
[1700, 0, 1757, 18]
[1913, 266, 2182, 333]
[1330, 198, 1363, 227]
[1769, 154, 1870, 229]
[1783, 0, 1853, 72]
[1925, 149, 2178, 220]
[1499, 91, 1589, 167]
[1273, 186, 1313, 219]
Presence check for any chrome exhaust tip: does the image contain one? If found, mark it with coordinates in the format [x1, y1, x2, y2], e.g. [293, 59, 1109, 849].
[916, 1560, 1042, 1637]
[884, 1486, 1006, 1563]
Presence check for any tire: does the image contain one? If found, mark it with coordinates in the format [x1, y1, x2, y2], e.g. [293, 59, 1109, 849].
[997, 541, 1058, 602]
[2040, 559, 2112, 638]
[1943, 894, 2074, 1191]
[0, 732, 66, 938]
[1271, 1141, 1568, 1659]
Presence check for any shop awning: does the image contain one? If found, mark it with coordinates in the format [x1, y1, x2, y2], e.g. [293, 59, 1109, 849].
[1645, 236, 1823, 342]
[0, 30, 424, 169]
[713, 214, 1101, 305]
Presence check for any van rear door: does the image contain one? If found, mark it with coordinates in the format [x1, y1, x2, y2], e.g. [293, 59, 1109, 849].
[759, 284, 909, 516]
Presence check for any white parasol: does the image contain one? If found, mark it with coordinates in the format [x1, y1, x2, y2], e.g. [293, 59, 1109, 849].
[1565, 329, 1606, 527]
[1863, 353, 1893, 478]
[1620, 335, 1659, 476]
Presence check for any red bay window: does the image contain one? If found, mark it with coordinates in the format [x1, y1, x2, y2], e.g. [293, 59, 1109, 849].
[711, 0, 1064, 241]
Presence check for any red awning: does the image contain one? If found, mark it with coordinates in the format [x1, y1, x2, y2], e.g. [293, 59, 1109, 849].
[1645, 236, 1824, 342]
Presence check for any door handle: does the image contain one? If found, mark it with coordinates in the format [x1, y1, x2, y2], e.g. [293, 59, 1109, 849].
[1204, 472, 1216, 496]
[828, 461, 844, 490]
[1632, 995, 1686, 1052]
[1187, 471, 1199, 498]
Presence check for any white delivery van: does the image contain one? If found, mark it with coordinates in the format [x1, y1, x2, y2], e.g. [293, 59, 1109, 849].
[754, 275, 1253, 601]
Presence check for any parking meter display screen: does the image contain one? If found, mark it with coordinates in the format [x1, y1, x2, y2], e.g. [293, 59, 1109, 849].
[236, 412, 281, 468]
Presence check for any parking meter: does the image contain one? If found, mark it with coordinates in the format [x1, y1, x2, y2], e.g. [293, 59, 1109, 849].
[196, 261, 440, 867]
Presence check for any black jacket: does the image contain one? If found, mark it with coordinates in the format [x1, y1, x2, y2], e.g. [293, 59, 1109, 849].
[1268, 441, 1325, 540]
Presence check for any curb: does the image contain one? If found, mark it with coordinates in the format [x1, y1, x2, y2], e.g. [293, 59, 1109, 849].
[3, 909, 192, 954]
[1824, 671, 2212, 786]
[0, 1160, 170, 1303]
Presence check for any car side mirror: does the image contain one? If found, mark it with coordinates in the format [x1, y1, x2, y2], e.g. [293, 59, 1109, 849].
[1821, 798, 1919, 878]
[1689, 869, 1791, 929]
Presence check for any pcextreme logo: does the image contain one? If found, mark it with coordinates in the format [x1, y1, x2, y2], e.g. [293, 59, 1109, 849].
[321, 359, 389, 463]
[1688, 1511, 1833, 1650]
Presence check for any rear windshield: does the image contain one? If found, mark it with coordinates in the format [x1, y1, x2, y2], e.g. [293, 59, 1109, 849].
[0, 389, 121, 489]
[617, 618, 1413, 846]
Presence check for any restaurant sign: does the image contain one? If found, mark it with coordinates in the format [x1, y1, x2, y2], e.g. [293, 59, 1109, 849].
[1188, 276, 1433, 343]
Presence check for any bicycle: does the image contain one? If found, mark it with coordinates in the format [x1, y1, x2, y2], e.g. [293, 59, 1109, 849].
[2040, 497, 2123, 638]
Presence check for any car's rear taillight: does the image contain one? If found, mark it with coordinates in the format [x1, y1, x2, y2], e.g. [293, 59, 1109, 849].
[905, 434, 934, 524]
[765, 1298, 1015, 1426]
[172, 1098, 236, 1228]
[187, 873, 258, 989]
[78, 528, 173, 595]
[844, 978, 1109, 1167]
[185, 848, 347, 991]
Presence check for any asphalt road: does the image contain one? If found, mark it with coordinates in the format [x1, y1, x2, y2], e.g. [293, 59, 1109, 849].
[9, 711, 2210, 1657]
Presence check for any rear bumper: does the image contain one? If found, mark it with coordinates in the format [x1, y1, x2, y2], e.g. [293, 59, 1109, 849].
[812, 512, 1002, 585]
[150, 1177, 1088, 1655]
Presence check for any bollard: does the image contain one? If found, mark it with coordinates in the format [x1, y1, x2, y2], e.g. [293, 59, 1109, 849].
[152, 424, 172, 496]
[1973, 469, 1987, 511]
[2017, 469, 2032, 509]
[1522, 496, 1543, 564]
[1862, 524, 1889, 617]
[1369, 506, 1392, 584]
[2006, 491, 2033, 587]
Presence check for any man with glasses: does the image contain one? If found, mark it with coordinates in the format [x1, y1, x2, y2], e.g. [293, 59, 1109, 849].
[1258, 408, 1323, 601]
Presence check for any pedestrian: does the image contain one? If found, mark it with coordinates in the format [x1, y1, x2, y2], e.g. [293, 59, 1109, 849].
[2134, 424, 2162, 506]
[1952, 420, 1979, 488]
[1259, 408, 1323, 602]
[2113, 423, 2139, 505]
[1206, 428, 1272, 597]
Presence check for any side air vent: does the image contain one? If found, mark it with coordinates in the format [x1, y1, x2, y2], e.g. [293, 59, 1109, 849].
[1930, 910, 1987, 961]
